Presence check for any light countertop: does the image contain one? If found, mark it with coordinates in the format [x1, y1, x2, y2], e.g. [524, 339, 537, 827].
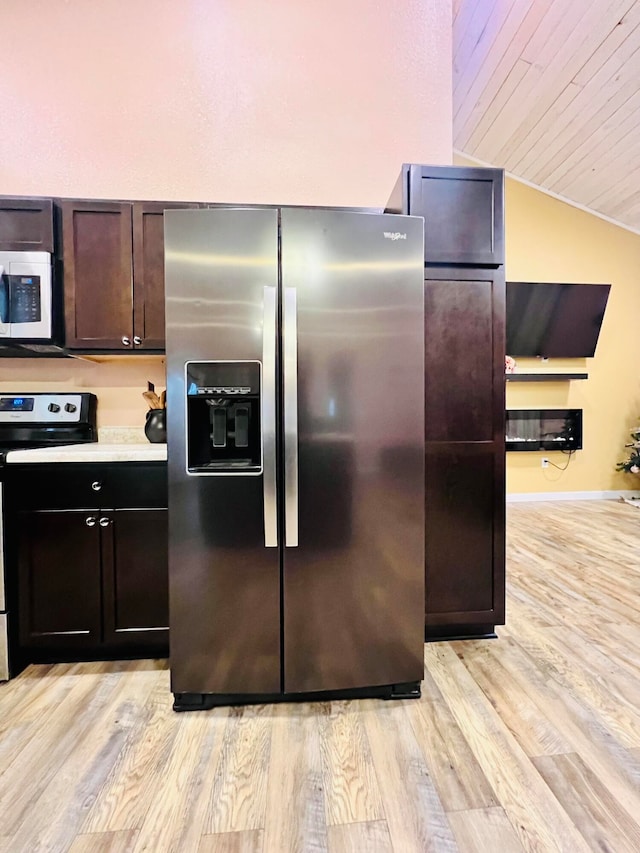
[5, 443, 167, 464]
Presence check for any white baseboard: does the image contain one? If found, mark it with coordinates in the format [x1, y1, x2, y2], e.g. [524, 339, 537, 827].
[507, 490, 640, 503]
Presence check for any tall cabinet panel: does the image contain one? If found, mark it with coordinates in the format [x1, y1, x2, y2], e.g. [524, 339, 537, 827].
[387, 165, 505, 639]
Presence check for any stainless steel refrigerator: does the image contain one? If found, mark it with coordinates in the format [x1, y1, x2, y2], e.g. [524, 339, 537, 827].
[164, 206, 425, 709]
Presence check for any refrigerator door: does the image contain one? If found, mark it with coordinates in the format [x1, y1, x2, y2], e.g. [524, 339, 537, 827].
[165, 208, 281, 696]
[281, 208, 425, 694]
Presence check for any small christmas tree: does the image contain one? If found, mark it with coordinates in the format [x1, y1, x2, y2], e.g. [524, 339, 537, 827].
[616, 423, 640, 473]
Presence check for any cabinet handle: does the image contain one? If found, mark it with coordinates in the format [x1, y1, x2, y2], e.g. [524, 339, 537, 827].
[99, 517, 110, 527]
[121, 336, 131, 346]
[91, 481, 102, 492]
[133, 336, 142, 346]
[85, 516, 97, 527]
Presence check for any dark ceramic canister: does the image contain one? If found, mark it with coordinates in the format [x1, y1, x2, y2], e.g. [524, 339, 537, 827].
[144, 408, 166, 443]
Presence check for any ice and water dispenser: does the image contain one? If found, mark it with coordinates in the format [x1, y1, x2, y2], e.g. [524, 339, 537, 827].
[185, 362, 262, 474]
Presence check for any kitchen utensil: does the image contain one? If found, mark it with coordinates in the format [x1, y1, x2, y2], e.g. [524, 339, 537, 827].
[143, 390, 162, 409]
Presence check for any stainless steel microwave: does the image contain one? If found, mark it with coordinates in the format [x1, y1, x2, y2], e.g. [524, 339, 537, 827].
[0, 251, 52, 341]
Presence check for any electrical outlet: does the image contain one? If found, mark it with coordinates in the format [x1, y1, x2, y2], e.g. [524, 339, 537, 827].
[541, 457, 549, 468]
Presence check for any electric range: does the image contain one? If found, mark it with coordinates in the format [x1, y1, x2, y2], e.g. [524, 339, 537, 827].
[0, 392, 97, 680]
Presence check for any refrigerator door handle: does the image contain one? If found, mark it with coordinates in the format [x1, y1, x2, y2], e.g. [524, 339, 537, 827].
[283, 286, 299, 547]
[262, 285, 278, 547]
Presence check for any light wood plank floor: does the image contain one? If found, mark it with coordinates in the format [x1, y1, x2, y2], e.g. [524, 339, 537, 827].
[1, 499, 639, 852]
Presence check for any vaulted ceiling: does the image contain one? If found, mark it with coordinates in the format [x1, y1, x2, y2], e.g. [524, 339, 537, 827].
[453, 0, 640, 234]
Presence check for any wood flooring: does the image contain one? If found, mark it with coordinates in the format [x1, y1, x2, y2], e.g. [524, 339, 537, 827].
[0, 499, 639, 852]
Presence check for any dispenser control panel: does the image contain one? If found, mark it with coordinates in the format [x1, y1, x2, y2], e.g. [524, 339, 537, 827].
[192, 386, 252, 396]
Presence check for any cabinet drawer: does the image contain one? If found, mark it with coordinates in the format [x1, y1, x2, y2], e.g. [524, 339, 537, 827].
[8, 463, 167, 510]
[108, 465, 167, 508]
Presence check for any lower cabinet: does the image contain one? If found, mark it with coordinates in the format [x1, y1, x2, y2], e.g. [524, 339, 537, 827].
[424, 445, 505, 638]
[103, 509, 169, 647]
[18, 510, 103, 648]
[18, 508, 169, 652]
[9, 463, 169, 663]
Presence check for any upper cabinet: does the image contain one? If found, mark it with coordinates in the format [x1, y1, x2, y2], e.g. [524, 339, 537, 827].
[132, 202, 169, 350]
[0, 197, 54, 252]
[59, 199, 199, 351]
[386, 165, 505, 267]
[59, 200, 134, 349]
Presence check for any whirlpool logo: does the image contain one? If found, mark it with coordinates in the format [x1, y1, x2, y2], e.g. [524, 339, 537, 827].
[383, 231, 407, 241]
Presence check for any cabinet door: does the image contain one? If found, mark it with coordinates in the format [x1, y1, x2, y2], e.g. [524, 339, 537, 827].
[132, 201, 199, 350]
[101, 509, 169, 649]
[0, 197, 54, 252]
[424, 275, 503, 442]
[425, 445, 505, 635]
[18, 510, 102, 648]
[60, 200, 134, 349]
[408, 165, 504, 266]
[424, 269, 505, 637]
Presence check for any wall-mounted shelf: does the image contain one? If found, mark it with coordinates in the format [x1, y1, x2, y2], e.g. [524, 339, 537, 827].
[505, 373, 588, 382]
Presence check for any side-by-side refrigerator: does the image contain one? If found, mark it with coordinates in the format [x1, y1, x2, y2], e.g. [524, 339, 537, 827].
[164, 206, 425, 709]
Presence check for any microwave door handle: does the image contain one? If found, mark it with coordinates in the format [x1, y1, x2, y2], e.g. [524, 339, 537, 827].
[0, 271, 10, 337]
[262, 285, 278, 547]
[283, 287, 299, 547]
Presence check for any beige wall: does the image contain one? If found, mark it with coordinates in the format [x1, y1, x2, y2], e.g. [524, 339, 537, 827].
[0, 0, 452, 426]
[503, 178, 640, 494]
[0, 0, 451, 206]
[0, 357, 166, 430]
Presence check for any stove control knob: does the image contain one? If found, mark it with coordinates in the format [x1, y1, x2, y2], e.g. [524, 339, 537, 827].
[48, 403, 60, 413]
[64, 403, 77, 413]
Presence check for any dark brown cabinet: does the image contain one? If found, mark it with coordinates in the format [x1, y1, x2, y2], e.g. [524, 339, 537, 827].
[387, 165, 506, 640]
[422, 269, 505, 638]
[59, 200, 134, 349]
[424, 445, 504, 637]
[387, 164, 504, 266]
[59, 199, 198, 350]
[424, 277, 497, 443]
[132, 202, 174, 349]
[0, 196, 54, 252]
[103, 508, 169, 647]
[17, 510, 102, 648]
[8, 463, 169, 661]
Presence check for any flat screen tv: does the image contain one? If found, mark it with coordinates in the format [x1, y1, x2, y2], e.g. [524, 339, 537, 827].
[506, 282, 611, 358]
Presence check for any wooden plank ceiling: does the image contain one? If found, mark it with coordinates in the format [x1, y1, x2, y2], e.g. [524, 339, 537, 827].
[453, 0, 640, 233]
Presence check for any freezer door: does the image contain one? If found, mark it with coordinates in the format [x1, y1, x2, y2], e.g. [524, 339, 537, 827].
[165, 208, 281, 696]
[281, 208, 425, 694]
